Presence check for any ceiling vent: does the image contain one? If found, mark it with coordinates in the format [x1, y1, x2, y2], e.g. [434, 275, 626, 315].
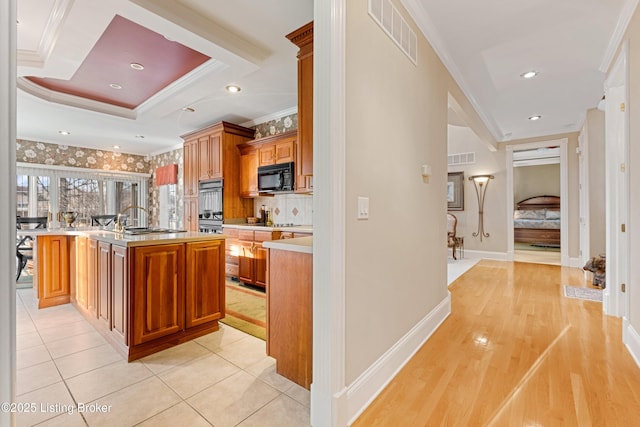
[369, 0, 417, 64]
[448, 152, 476, 166]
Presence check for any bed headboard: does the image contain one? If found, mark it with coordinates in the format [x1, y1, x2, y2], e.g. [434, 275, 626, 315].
[516, 195, 560, 210]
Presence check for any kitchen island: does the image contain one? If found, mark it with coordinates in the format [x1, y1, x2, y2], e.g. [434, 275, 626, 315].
[24, 228, 226, 361]
[263, 236, 313, 389]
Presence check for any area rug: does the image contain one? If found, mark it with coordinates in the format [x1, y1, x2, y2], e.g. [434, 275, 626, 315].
[563, 285, 603, 302]
[221, 280, 266, 340]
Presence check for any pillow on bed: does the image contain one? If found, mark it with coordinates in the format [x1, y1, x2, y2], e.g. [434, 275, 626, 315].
[545, 210, 560, 220]
[514, 209, 546, 220]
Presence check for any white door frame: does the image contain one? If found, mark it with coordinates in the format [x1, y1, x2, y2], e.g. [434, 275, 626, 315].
[505, 139, 569, 265]
[604, 43, 630, 319]
[578, 129, 591, 267]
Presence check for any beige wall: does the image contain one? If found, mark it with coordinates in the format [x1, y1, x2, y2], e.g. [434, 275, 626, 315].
[617, 6, 640, 340]
[448, 125, 507, 253]
[585, 109, 606, 257]
[513, 164, 560, 204]
[345, 0, 452, 383]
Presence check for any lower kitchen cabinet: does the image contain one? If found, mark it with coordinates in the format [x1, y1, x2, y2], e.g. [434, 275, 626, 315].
[132, 243, 185, 346]
[87, 238, 98, 318]
[111, 245, 128, 345]
[97, 241, 111, 330]
[186, 240, 225, 328]
[37, 235, 70, 309]
[237, 229, 280, 288]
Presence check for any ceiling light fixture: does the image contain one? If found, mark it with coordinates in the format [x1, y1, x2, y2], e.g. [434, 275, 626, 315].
[135, 135, 145, 139]
[130, 63, 144, 71]
[528, 115, 542, 121]
[58, 130, 71, 135]
[109, 83, 122, 90]
[521, 70, 538, 79]
[113, 145, 120, 150]
[225, 84, 241, 93]
[182, 107, 196, 112]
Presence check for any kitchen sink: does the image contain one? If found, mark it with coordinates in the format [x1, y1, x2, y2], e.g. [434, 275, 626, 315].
[123, 227, 186, 235]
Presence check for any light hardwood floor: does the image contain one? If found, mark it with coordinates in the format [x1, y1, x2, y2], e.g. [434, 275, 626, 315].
[355, 260, 640, 426]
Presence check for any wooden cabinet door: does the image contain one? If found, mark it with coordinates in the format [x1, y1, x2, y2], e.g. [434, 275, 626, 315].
[132, 244, 185, 345]
[37, 235, 70, 308]
[238, 241, 255, 284]
[254, 243, 268, 287]
[240, 149, 258, 197]
[183, 138, 199, 197]
[185, 240, 225, 328]
[111, 245, 128, 345]
[209, 133, 222, 178]
[184, 196, 199, 232]
[75, 237, 88, 309]
[198, 135, 211, 180]
[87, 239, 98, 318]
[258, 144, 275, 166]
[97, 241, 111, 329]
[275, 138, 295, 164]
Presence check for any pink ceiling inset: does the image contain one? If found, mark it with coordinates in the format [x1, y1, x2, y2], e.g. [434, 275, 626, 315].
[26, 15, 210, 109]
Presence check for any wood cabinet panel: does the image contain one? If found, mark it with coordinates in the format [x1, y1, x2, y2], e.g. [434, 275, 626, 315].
[75, 237, 88, 309]
[240, 149, 258, 197]
[184, 196, 199, 232]
[87, 239, 98, 317]
[255, 244, 268, 287]
[185, 240, 225, 328]
[267, 249, 313, 389]
[37, 235, 70, 308]
[236, 229, 279, 288]
[238, 240, 255, 284]
[97, 241, 111, 329]
[132, 244, 185, 346]
[183, 138, 199, 197]
[275, 139, 295, 164]
[259, 145, 276, 166]
[111, 245, 128, 345]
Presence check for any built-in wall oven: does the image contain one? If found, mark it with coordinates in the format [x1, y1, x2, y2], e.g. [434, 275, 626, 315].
[198, 179, 223, 233]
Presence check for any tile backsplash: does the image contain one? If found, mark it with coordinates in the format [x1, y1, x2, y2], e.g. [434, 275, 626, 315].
[254, 194, 313, 225]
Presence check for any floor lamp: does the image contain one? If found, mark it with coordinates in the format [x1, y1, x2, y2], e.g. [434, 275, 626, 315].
[469, 174, 494, 241]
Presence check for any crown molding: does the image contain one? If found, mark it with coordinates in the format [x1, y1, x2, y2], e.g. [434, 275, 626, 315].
[400, 0, 504, 142]
[17, 0, 74, 68]
[239, 106, 298, 128]
[599, 0, 640, 73]
[17, 77, 137, 119]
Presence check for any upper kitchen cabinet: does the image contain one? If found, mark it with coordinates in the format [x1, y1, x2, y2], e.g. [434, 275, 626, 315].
[287, 22, 314, 194]
[181, 121, 256, 220]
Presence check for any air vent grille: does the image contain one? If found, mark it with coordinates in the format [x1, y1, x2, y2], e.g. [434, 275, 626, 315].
[369, 0, 417, 64]
[448, 152, 476, 166]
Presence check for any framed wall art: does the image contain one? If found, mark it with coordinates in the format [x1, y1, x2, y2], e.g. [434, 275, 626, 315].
[447, 172, 464, 211]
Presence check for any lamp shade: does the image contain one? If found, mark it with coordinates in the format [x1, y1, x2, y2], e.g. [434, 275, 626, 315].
[156, 164, 178, 186]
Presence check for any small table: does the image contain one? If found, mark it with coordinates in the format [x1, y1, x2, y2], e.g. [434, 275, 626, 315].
[454, 236, 464, 259]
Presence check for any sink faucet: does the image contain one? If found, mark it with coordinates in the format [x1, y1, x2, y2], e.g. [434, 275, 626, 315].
[113, 205, 147, 233]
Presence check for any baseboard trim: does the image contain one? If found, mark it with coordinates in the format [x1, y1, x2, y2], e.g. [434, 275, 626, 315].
[345, 293, 451, 425]
[624, 318, 640, 369]
[463, 249, 508, 261]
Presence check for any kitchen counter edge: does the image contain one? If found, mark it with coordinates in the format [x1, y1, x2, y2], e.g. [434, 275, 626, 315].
[262, 236, 313, 254]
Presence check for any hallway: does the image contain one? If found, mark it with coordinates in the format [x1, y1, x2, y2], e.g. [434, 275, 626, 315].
[355, 260, 640, 426]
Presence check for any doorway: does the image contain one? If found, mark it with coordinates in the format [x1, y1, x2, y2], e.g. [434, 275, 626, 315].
[505, 139, 569, 266]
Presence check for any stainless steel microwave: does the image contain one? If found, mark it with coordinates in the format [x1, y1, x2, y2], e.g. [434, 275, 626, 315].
[257, 162, 294, 193]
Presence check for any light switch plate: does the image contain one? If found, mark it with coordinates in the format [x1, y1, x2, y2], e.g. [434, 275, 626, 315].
[357, 196, 369, 220]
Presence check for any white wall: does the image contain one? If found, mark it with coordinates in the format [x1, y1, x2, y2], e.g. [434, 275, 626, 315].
[585, 109, 606, 257]
[513, 164, 560, 204]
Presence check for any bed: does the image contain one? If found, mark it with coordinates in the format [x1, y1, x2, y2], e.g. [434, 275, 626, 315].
[513, 195, 560, 246]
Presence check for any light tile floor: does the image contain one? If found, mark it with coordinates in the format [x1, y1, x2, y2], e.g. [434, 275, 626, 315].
[14, 287, 310, 427]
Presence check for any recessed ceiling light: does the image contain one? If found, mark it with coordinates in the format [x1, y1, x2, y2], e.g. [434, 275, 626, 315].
[135, 135, 145, 139]
[109, 83, 122, 90]
[182, 107, 196, 112]
[521, 71, 538, 79]
[225, 84, 241, 93]
[58, 130, 71, 135]
[528, 115, 542, 121]
[113, 145, 120, 150]
[130, 63, 144, 71]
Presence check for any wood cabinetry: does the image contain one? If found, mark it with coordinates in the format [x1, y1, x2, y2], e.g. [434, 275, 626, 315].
[71, 236, 88, 310]
[223, 227, 240, 278]
[97, 241, 111, 329]
[184, 196, 199, 232]
[87, 238, 98, 317]
[186, 240, 225, 328]
[237, 229, 280, 287]
[287, 22, 314, 193]
[267, 248, 313, 389]
[238, 130, 297, 197]
[181, 121, 255, 220]
[183, 138, 199, 198]
[111, 245, 128, 345]
[36, 235, 70, 309]
[132, 243, 185, 346]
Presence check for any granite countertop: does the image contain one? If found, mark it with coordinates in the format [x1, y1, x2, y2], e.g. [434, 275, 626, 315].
[263, 236, 313, 254]
[18, 227, 226, 247]
[222, 223, 313, 233]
